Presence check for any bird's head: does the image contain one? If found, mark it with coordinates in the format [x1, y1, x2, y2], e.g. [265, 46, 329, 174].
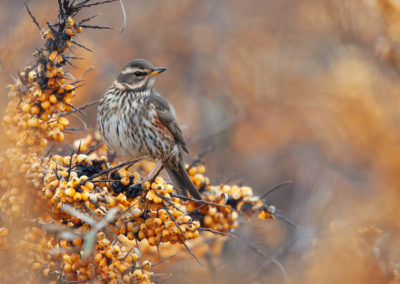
[113, 59, 166, 92]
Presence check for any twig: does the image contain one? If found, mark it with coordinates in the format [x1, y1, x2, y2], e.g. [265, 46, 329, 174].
[119, 0, 126, 33]
[85, 142, 104, 155]
[162, 204, 203, 267]
[197, 227, 237, 238]
[71, 40, 93, 52]
[275, 212, 298, 228]
[259, 181, 292, 200]
[76, 158, 146, 187]
[25, 2, 42, 30]
[63, 102, 87, 116]
[151, 254, 177, 267]
[179, 239, 205, 267]
[188, 144, 215, 168]
[66, 150, 75, 181]
[77, 0, 118, 9]
[80, 24, 112, 29]
[78, 15, 98, 25]
[80, 201, 134, 250]
[170, 193, 249, 219]
[242, 238, 288, 281]
[58, 99, 100, 117]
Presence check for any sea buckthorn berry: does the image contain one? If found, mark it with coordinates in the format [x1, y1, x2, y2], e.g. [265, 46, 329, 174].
[70, 253, 79, 262]
[28, 117, 39, 127]
[73, 192, 82, 202]
[11, 204, 21, 216]
[49, 50, 58, 61]
[58, 117, 69, 127]
[42, 268, 50, 277]
[153, 218, 162, 226]
[188, 167, 197, 176]
[66, 187, 75, 197]
[64, 263, 72, 273]
[65, 85, 74, 91]
[49, 94, 58, 104]
[32, 262, 41, 270]
[138, 231, 145, 239]
[133, 269, 142, 278]
[94, 253, 102, 263]
[131, 253, 139, 261]
[22, 103, 31, 113]
[41, 100, 50, 110]
[197, 164, 205, 174]
[142, 260, 151, 270]
[73, 238, 82, 246]
[153, 195, 162, 204]
[0, 228, 8, 237]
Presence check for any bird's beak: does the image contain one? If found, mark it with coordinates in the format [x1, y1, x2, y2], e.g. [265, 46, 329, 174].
[149, 67, 167, 77]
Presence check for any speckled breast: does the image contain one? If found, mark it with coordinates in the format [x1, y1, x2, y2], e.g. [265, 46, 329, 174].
[97, 88, 174, 160]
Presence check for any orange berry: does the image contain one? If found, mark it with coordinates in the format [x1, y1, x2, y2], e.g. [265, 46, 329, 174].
[65, 84, 74, 91]
[73, 192, 82, 202]
[63, 263, 72, 272]
[22, 103, 31, 113]
[32, 262, 41, 270]
[65, 187, 75, 197]
[49, 94, 58, 104]
[11, 204, 21, 216]
[70, 253, 79, 262]
[153, 218, 162, 226]
[0, 228, 9, 237]
[49, 50, 58, 61]
[94, 253, 102, 263]
[72, 238, 82, 247]
[188, 167, 197, 176]
[28, 117, 39, 127]
[58, 117, 69, 127]
[41, 100, 50, 110]
[197, 164, 205, 174]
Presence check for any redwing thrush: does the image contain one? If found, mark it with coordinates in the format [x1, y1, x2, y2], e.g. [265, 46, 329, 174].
[97, 59, 202, 200]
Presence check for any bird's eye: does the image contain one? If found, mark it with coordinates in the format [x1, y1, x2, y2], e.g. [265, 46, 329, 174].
[134, 71, 144, 77]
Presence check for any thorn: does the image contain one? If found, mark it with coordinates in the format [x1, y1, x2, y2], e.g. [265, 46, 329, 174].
[259, 180, 292, 200]
[71, 40, 93, 52]
[25, 1, 42, 31]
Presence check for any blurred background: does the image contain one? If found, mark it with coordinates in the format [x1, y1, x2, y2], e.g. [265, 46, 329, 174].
[2, 0, 400, 283]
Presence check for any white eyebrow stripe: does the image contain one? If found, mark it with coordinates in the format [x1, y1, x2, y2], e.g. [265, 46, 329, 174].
[120, 67, 141, 74]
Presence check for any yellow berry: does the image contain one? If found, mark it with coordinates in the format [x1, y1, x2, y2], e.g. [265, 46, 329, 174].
[188, 167, 197, 176]
[49, 94, 58, 104]
[0, 228, 9, 237]
[58, 117, 69, 127]
[72, 238, 82, 247]
[22, 103, 31, 113]
[28, 117, 39, 127]
[31, 105, 40, 115]
[65, 187, 76, 197]
[32, 262, 41, 270]
[197, 164, 205, 174]
[41, 100, 50, 110]
[11, 204, 21, 216]
[49, 50, 58, 61]
[73, 192, 82, 202]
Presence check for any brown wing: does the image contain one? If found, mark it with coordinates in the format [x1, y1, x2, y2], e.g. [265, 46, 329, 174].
[147, 91, 189, 153]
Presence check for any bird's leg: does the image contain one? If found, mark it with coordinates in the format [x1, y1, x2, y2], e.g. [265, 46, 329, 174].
[143, 159, 164, 184]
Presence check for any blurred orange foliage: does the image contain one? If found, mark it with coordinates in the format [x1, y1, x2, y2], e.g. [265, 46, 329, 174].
[2, 0, 400, 283]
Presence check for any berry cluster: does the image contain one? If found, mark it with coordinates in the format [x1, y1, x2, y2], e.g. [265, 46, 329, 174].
[0, 1, 278, 283]
[2, 14, 84, 152]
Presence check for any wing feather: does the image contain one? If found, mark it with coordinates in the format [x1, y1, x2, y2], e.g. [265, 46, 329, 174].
[147, 91, 189, 153]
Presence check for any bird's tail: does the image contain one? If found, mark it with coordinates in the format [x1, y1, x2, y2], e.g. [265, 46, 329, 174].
[166, 162, 202, 200]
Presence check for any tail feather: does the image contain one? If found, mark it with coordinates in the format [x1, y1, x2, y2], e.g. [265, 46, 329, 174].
[166, 163, 202, 200]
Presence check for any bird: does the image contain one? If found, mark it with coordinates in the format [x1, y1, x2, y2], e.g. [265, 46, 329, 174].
[97, 59, 202, 200]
